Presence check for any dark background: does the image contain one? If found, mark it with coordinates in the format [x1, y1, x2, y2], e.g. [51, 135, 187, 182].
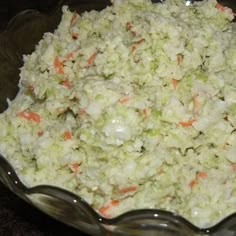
[0, 182, 89, 236]
[0, 0, 59, 31]
[0, 0, 112, 31]
[0, 1, 109, 235]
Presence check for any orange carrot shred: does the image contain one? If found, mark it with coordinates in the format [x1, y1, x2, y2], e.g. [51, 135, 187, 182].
[70, 11, 78, 25]
[37, 130, 44, 137]
[71, 32, 79, 39]
[188, 171, 207, 188]
[110, 199, 119, 206]
[126, 22, 136, 37]
[98, 200, 119, 217]
[17, 111, 40, 123]
[98, 206, 110, 217]
[196, 171, 207, 178]
[70, 163, 79, 174]
[141, 108, 150, 118]
[171, 79, 178, 89]
[215, 2, 235, 17]
[28, 85, 34, 92]
[142, 108, 148, 116]
[178, 118, 196, 127]
[126, 22, 132, 30]
[189, 179, 197, 188]
[119, 96, 130, 104]
[216, 2, 236, 18]
[135, 38, 145, 45]
[54, 56, 64, 74]
[118, 186, 138, 194]
[63, 131, 72, 140]
[130, 45, 136, 53]
[215, 2, 226, 11]
[66, 52, 73, 60]
[177, 54, 183, 65]
[232, 164, 236, 171]
[129, 39, 144, 53]
[131, 31, 137, 37]
[87, 52, 97, 66]
[60, 79, 71, 89]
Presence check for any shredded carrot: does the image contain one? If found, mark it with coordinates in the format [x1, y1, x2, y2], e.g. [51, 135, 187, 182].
[135, 38, 145, 45]
[188, 179, 197, 188]
[118, 186, 138, 194]
[189, 171, 207, 188]
[142, 108, 148, 116]
[131, 31, 137, 37]
[178, 118, 196, 127]
[70, 11, 78, 25]
[110, 199, 119, 206]
[17, 111, 40, 123]
[196, 171, 207, 178]
[126, 22, 132, 30]
[70, 163, 79, 174]
[63, 131, 72, 140]
[126, 21, 136, 37]
[140, 108, 150, 118]
[98, 200, 119, 217]
[54, 56, 64, 74]
[215, 2, 235, 16]
[66, 52, 73, 60]
[62, 51, 77, 63]
[60, 79, 71, 89]
[71, 32, 79, 39]
[28, 85, 34, 93]
[119, 96, 130, 104]
[130, 45, 136, 53]
[37, 130, 44, 137]
[87, 52, 97, 66]
[130, 39, 144, 53]
[171, 79, 178, 90]
[177, 54, 183, 65]
[232, 164, 236, 171]
[98, 205, 109, 216]
[215, 2, 226, 12]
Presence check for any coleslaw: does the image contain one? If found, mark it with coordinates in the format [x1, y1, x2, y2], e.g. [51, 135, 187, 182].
[0, 0, 236, 228]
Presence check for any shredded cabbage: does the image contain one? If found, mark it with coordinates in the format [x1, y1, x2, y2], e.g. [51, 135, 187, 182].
[0, 0, 236, 228]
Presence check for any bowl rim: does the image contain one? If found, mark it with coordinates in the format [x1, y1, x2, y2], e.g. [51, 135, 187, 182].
[1, 152, 236, 235]
[1, 0, 236, 234]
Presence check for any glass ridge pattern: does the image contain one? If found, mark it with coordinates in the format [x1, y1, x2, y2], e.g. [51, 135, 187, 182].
[0, 1, 236, 235]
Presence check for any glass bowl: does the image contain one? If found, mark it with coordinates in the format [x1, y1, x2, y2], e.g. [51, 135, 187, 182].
[0, 1, 236, 235]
